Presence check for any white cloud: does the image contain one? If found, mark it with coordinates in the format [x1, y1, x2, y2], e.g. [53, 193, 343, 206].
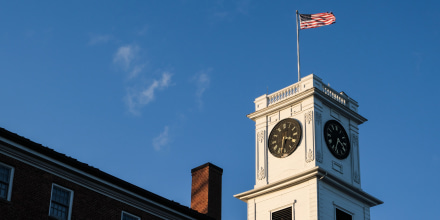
[193, 69, 211, 108]
[113, 45, 139, 70]
[160, 71, 172, 86]
[153, 126, 170, 151]
[112, 45, 173, 115]
[125, 72, 172, 115]
[128, 64, 145, 79]
[89, 34, 111, 45]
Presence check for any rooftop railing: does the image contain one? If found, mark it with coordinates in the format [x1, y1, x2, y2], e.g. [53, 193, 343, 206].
[266, 76, 348, 107]
[322, 84, 347, 106]
[268, 83, 301, 105]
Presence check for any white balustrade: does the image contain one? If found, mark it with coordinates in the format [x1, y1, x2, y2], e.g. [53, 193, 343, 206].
[322, 85, 346, 106]
[266, 77, 348, 107]
[268, 84, 301, 105]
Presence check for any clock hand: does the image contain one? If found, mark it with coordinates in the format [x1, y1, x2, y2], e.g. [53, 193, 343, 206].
[336, 138, 346, 151]
[334, 138, 340, 149]
[281, 136, 285, 152]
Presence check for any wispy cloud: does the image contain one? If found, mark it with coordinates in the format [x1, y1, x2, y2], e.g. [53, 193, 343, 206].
[128, 64, 145, 79]
[113, 45, 139, 70]
[125, 72, 172, 115]
[113, 45, 147, 80]
[193, 69, 211, 108]
[153, 126, 170, 151]
[112, 45, 172, 115]
[89, 34, 112, 45]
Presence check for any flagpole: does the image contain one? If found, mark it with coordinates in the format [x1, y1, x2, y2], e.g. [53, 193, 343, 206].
[296, 10, 301, 82]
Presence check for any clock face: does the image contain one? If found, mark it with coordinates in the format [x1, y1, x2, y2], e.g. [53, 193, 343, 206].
[268, 118, 302, 158]
[324, 120, 350, 159]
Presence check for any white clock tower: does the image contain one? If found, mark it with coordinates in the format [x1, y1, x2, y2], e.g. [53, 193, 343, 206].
[235, 74, 382, 220]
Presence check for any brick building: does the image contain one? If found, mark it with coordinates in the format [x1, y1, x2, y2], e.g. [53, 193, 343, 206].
[0, 127, 222, 220]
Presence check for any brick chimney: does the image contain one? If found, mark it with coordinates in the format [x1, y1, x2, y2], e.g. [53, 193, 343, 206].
[191, 163, 223, 220]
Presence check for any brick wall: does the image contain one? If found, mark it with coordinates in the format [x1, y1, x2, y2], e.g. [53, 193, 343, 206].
[0, 153, 164, 220]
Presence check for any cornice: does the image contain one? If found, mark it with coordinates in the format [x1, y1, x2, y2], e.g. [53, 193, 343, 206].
[247, 88, 315, 121]
[313, 89, 367, 124]
[247, 88, 367, 124]
[234, 166, 382, 207]
[234, 166, 321, 201]
[319, 168, 383, 207]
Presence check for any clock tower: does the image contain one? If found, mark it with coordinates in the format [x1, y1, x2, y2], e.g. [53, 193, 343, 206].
[235, 74, 382, 220]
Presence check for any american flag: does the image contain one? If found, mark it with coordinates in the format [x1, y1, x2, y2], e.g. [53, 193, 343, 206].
[299, 12, 336, 29]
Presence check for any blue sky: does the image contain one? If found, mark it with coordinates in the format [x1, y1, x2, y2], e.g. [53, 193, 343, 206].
[0, 1, 439, 219]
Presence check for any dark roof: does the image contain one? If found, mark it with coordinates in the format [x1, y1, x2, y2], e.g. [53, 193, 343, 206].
[0, 127, 214, 220]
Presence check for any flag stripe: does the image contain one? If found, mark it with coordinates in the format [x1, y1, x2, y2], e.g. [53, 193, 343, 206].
[299, 12, 335, 29]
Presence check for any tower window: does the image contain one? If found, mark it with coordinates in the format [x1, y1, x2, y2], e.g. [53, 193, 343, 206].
[272, 206, 292, 220]
[336, 208, 352, 220]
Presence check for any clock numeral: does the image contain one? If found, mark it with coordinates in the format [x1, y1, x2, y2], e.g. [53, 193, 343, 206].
[283, 123, 286, 129]
[271, 141, 277, 145]
[277, 128, 282, 132]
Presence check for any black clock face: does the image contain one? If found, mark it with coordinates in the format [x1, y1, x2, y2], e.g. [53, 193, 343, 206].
[324, 120, 350, 159]
[268, 118, 302, 158]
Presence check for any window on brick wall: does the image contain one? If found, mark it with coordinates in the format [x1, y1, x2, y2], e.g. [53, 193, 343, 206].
[49, 184, 74, 220]
[0, 162, 14, 201]
[272, 206, 292, 220]
[336, 208, 352, 220]
[122, 211, 141, 220]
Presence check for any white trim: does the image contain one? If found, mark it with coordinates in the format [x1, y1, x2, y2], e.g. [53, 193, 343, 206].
[121, 211, 141, 220]
[248, 87, 366, 125]
[235, 166, 382, 207]
[0, 161, 14, 201]
[49, 183, 74, 220]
